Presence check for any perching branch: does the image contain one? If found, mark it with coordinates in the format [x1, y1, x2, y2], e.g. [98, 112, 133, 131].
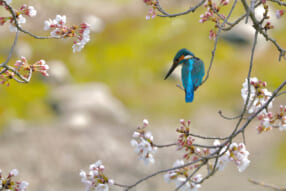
[202, 0, 238, 85]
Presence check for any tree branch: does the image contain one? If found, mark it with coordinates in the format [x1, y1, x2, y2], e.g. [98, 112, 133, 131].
[155, 0, 206, 18]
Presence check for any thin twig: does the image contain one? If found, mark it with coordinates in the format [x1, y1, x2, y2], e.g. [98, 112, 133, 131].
[6, 65, 32, 83]
[1, 0, 61, 39]
[268, 0, 286, 7]
[188, 132, 229, 140]
[175, 161, 206, 191]
[202, 0, 238, 85]
[124, 158, 204, 191]
[152, 142, 177, 148]
[113, 183, 129, 188]
[249, 179, 286, 191]
[229, 30, 259, 144]
[221, 1, 261, 31]
[155, 0, 206, 18]
[276, 91, 286, 97]
[0, 29, 19, 68]
[240, 0, 286, 61]
[218, 110, 243, 120]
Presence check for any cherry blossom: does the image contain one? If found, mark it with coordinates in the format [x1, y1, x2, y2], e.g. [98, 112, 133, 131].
[164, 160, 202, 191]
[257, 105, 286, 133]
[44, 15, 90, 52]
[214, 141, 250, 172]
[241, 77, 273, 114]
[80, 161, 114, 191]
[143, 0, 157, 20]
[131, 119, 157, 164]
[0, 169, 29, 191]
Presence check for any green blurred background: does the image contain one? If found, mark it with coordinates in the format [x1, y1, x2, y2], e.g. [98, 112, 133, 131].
[0, 0, 285, 126]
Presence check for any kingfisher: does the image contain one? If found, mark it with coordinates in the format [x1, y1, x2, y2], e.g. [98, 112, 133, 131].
[164, 48, 205, 103]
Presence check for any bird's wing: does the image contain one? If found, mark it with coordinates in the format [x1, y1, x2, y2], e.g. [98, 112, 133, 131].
[181, 59, 194, 102]
[181, 59, 193, 90]
[191, 58, 205, 90]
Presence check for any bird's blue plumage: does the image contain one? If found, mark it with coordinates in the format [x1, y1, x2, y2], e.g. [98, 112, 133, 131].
[164, 48, 205, 103]
[182, 59, 194, 102]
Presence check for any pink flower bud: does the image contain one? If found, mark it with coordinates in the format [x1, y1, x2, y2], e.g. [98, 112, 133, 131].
[262, 81, 267, 87]
[143, 119, 149, 126]
[276, 10, 284, 19]
[180, 119, 185, 126]
[41, 71, 49, 77]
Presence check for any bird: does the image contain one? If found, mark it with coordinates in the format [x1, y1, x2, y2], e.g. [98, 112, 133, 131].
[164, 48, 205, 103]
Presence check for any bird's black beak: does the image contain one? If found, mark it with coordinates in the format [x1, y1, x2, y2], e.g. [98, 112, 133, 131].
[164, 61, 179, 80]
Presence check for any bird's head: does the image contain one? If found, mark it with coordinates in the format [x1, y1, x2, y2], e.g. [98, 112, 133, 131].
[164, 48, 194, 80]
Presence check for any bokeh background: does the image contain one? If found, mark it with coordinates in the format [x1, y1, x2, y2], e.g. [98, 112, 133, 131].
[0, 0, 286, 190]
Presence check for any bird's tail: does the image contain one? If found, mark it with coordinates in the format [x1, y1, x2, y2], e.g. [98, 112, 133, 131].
[185, 85, 194, 103]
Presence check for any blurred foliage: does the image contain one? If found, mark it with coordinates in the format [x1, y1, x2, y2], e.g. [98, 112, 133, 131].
[0, 1, 286, 128]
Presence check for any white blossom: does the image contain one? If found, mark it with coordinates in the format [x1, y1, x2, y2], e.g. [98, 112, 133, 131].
[132, 131, 140, 138]
[217, 149, 230, 171]
[50, 28, 61, 37]
[214, 141, 250, 172]
[279, 123, 286, 131]
[131, 137, 157, 165]
[164, 160, 202, 191]
[28, 6, 37, 17]
[55, 15, 66, 26]
[4, 0, 12, 4]
[80, 161, 112, 191]
[72, 27, 91, 53]
[18, 181, 29, 191]
[10, 15, 26, 32]
[143, 119, 149, 126]
[80, 170, 87, 179]
[72, 42, 86, 53]
[43, 19, 55, 30]
[89, 160, 102, 170]
[10, 169, 19, 177]
[145, 131, 153, 141]
[241, 77, 272, 114]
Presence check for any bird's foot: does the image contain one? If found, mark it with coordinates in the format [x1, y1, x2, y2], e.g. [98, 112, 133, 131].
[176, 84, 185, 91]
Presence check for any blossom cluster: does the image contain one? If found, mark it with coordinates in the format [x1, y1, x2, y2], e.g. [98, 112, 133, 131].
[0, 57, 49, 86]
[256, 105, 286, 133]
[130, 119, 157, 164]
[0, 169, 29, 191]
[176, 119, 197, 160]
[241, 77, 273, 114]
[176, 120, 250, 173]
[0, 1, 37, 32]
[164, 160, 202, 191]
[214, 141, 250, 172]
[143, 0, 157, 20]
[176, 119, 211, 167]
[43, 15, 90, 53]
[0, 1, 90, 53]
[80, 161, 114, 191]
[261, 2, 275, 32]
[14, 56, 49, 77]
[199, 0, 229, 40]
